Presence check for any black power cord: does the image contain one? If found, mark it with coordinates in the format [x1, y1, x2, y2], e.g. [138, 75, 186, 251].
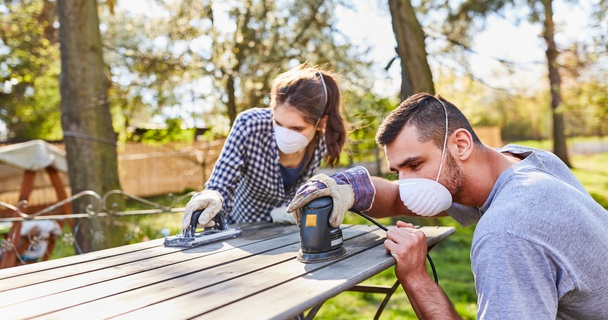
[349, 209, 439, 284]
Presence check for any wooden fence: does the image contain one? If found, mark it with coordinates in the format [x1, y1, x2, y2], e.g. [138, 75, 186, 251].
[0, 139, 225, 207]
[474, 126, 503, 149]
[116, 139, 225, 197]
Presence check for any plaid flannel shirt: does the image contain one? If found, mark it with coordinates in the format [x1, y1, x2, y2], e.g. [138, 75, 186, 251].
[204, 108, 326, 224]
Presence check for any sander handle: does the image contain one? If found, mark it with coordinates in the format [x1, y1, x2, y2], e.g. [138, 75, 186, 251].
[211, 214, 228, 231]
[187, 210, 229, 237]
[184, 210, 204, 238]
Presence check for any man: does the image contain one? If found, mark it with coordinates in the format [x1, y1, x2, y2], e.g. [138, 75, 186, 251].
[287, 92, 608, 319]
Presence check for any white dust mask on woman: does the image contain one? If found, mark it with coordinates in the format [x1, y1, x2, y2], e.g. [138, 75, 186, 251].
[273, 125, 311, 154]
[397, 99, 453, 216]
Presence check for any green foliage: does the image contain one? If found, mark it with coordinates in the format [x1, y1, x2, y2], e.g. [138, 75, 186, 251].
[560, 50, 608, 137]
[2, 0, 605, 154]
[436, 68, 552, 142]
[0, 0, 62, 141]
[103, 0, 213, 128]
[343, 92, 399, 164]
[130, 118, 196, 144]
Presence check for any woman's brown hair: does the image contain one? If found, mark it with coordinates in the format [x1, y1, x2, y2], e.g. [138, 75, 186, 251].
[270, 64, 347, 167]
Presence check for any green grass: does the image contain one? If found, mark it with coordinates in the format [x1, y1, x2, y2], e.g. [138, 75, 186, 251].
[570, 152, 608, 207]
[506, 136, 608, 151]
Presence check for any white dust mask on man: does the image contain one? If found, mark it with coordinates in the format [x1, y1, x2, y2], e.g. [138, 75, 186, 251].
[397, 99, 453, 217]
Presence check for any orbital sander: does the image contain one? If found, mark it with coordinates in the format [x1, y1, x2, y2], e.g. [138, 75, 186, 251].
[297, 196, 346, 263]
[295, 194, 441, 285]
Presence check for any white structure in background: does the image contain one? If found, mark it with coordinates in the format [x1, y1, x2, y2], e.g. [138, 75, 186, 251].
[0, 140, 67, 266]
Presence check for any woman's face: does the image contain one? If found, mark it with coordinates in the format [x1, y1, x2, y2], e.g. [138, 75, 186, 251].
[272, 103, 319, 140]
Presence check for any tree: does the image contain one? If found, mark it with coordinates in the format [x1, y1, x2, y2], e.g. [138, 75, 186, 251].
[57, 0, 123, 252]
[387, 0, 435, 100]
[98, 0, 373, 141]
[100, 0, 213, 139]
[541, 0, 570, 166]
[559, 1, 608, 138]
[447, 0, 574, 166]
[207, 0, 372, 126]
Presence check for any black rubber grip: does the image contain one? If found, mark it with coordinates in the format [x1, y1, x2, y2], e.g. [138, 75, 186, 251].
[191, 210, 204, 230]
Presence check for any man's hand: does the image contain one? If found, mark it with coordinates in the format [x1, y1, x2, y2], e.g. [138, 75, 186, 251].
[287, 166, 375, 227]
[384, 221, 428, 283]
[182, 190, 223, 229]
[385, 221, 461, 319]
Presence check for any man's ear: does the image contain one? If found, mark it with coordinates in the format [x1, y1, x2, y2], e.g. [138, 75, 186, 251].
[452, 128, 474, 160]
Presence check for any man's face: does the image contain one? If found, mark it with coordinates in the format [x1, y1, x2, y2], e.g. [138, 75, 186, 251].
[386, 125, 443, 181]
[386, 125, 465, 202]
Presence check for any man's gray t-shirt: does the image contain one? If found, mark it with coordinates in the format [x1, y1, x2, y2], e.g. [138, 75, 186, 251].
[447, 144, 608, 319]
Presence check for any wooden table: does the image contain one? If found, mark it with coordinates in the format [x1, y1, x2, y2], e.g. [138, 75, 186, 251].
[0, 223, 454, 319]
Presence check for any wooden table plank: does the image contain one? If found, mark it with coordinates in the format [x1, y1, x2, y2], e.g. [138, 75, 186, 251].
[0, 223, 284, 282]
[0, 225, 367, 318]
[201, 226, 455, 319]
[0, 240, 160, 282]
[0, 224, 310, 316]
[0, 223, 455, 320]
[0, 223, 295, 292]
[110, 225, 385, 320]
[40, 227, 374, 320]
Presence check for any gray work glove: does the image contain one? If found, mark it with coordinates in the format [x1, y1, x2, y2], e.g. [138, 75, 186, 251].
[182, 190, 223, 229]
[270, 206, 296, 225]
[287, 166, 376, 228]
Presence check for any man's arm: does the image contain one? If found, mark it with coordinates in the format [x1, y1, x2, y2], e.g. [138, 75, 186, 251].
[287, 167, 449, 226]
[385, 221, 460, 319]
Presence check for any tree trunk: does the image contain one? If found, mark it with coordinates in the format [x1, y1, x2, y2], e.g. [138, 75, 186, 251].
[541, 0, 571, 167]
[57, 0, 124, 252]
[388, 0, 435, 101]
[227, 73, 238, 125]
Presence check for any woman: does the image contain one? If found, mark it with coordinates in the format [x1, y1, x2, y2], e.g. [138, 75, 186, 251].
[182, 64, 347, 229]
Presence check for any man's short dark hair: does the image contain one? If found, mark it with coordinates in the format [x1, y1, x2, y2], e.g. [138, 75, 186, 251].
[376, 92, 481, 149]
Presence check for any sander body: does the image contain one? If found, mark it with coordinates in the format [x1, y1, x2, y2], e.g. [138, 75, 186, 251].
[297, 196, 346, 263]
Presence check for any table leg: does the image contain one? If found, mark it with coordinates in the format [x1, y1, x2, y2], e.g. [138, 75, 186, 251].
[349, 280, 400, 320]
